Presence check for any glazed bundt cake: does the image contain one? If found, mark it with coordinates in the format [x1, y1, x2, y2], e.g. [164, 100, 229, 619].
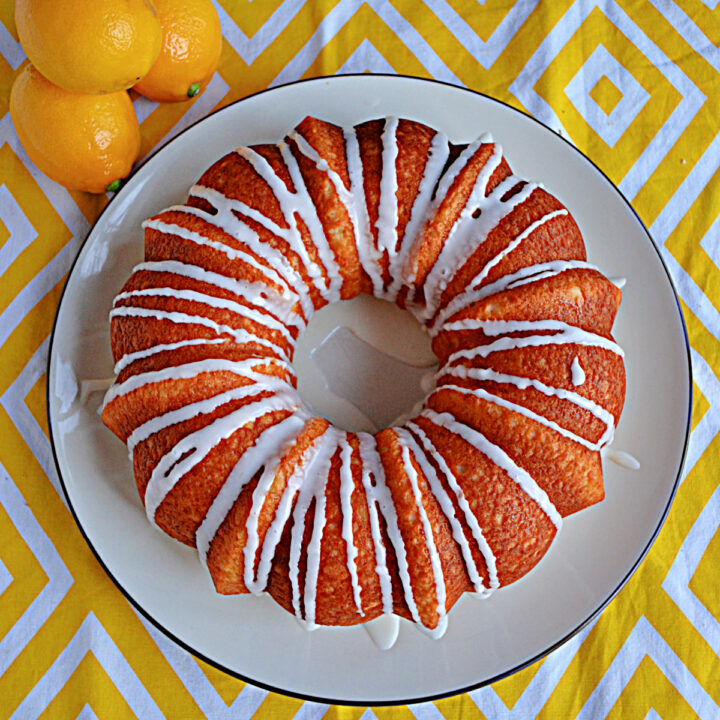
[101, 116, 626, 638]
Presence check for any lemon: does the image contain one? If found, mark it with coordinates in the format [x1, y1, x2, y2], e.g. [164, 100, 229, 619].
[15, 0, 162, 94]
[134, 0, 222, 103]
[10, 64, 141, 194]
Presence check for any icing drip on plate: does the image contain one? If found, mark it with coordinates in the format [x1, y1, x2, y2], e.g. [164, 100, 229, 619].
[604, 448, 641, 470]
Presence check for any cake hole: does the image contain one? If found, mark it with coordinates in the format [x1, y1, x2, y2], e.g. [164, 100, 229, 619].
[472, 208, 481, 219]
[293, 295, 437, 433]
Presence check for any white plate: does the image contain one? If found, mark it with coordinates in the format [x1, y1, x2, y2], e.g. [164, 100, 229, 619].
[47, 75, 691, 705]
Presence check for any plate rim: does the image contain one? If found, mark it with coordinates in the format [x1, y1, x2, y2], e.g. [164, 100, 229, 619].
[45, 72, 693, 706]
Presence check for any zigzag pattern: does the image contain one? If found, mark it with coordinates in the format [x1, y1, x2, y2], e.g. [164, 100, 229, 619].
[1, 0, 718, 716]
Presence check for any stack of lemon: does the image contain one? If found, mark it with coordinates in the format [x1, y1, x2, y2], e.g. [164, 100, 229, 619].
[10, 0, 222, 194]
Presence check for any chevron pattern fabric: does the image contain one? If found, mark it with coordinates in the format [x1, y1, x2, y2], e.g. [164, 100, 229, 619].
[1, 0, 719, 717]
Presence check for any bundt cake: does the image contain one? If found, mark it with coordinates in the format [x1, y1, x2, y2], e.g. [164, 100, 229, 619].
[101, 115, 625, 639]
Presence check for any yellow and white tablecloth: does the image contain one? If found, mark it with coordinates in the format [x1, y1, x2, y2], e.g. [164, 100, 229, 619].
[1, 1, 719, 717]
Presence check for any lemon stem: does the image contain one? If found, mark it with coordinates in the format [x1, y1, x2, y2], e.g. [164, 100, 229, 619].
[105, 179, 123, 192]
[187, 83, 201, 98]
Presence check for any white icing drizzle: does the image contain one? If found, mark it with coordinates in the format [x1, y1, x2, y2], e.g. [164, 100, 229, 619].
[422, 140, 516, 312]
[114, 287, 294, 344]
[288, 428, 339, 627]
[401, 129, 450, 265]
[388, 126, 451, 301]
[421, 409, 562, 530]
[196, 412, 308, 566]
[364, 614, 400, 650]
[286, 129, 365, 298]
[470, 208, 568, 288]
[144, 390, 298, 525]
[360, 434, 424, 629]
[126, 379, 288, 455]
[571, 356, 586, 386]
[302, 468, 331, 627]
[131, 259, 300, 329]
[142, 215, 296, 305]
[339, 436, 364, 616]
[356, 432, 394, 615]
[423, 176, 539, 316]
[443, 319, 625, 365]
[432, 382, 611, 451]
[403, 425, 488, 594]
[375, 118, 400, 262]
[276, 141, 343, 302]
[430, 135, 493, 215]
[104, 116, 629, 644]
[344, 126, 385, 294]
[242, 417, 333, 593]
[395, 428, 448, 638]
[428, 260, 598, 336]
[610, 277, 627, 289]
[438, 365, 615, 449]
[114, 338, 227, 376]
[109, 305, 289, 359]
[420, 209, 568, 322]
[237, 145, 340, 302]
[188, 184, 315, 318]
[604, 448, 640, 470]
[406, 421, 498, 593]
[102, 357, 292, 408]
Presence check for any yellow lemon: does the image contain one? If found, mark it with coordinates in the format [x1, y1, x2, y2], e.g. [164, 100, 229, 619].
[15, 0, 162, 94]
[10, 64, 141, 194]
[134, 0, 222, 102]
